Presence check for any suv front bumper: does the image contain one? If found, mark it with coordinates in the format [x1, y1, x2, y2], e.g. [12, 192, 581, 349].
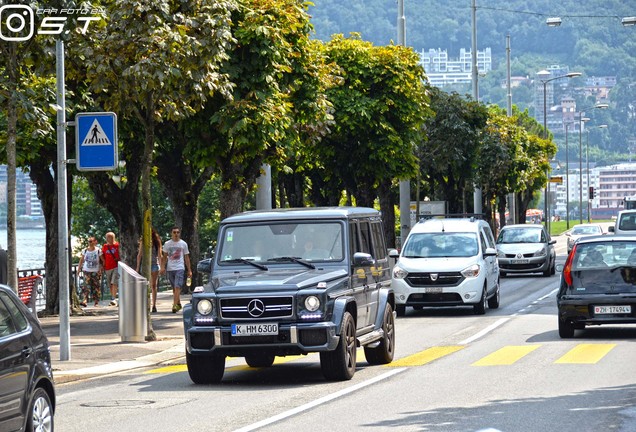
[186, 321, 341, 357]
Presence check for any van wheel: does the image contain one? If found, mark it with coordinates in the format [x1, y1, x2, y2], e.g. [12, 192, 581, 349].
[320, 312, 356, 381]
[473, 287, 487, 315]
[364, 303, 395, 365]
[187, 351, 225, 384]
[487, 282, 500, 309]
[27, 387, 53, 432]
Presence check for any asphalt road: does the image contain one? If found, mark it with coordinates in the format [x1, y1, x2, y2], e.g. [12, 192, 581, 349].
[53, 253, 636, 432]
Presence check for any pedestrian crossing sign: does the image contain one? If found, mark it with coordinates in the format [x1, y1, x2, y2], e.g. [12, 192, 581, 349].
[75, 112, 118, 171]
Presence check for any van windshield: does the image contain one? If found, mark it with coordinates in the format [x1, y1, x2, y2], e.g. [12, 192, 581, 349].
[402, 233, 478, 258]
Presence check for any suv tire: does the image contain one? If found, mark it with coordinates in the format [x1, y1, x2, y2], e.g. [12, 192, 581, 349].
[27, 387, 53, 432]
[245, 354, 276, 368]
[320, 312, 356, 381]
[364, 303, 395, 365]
[187, 351, 226, 384]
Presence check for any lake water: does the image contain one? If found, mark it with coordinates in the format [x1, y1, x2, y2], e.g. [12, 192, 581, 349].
[0, 229, 47, 270]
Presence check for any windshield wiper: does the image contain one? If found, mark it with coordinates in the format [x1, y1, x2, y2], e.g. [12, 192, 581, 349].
[404, 255, 428, 258]
[221, 258, 269, 271]
[268, 256, 316, 269]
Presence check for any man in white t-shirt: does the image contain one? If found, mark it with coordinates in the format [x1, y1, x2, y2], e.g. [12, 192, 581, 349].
[78, 236, 103, 307]
[160, 226, 192, 313]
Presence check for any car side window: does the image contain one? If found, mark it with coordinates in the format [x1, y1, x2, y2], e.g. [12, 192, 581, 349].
[370, 221, 386, 259]
[358, 220, 372, 255]
[349, 221, 359, 258]
[479, 232, 488, 253]
[0, 294, 18, 338]
[0, 292, 28, 333]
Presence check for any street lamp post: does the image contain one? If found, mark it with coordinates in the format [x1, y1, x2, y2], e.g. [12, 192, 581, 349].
[541, 72, 581, 232]
[565, 122, 571, 229]
[577, 104, 609, 224]
[586, 124, 608, 222]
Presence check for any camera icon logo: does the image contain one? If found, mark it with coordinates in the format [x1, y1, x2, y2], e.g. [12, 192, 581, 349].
[0, 5, 34, 41]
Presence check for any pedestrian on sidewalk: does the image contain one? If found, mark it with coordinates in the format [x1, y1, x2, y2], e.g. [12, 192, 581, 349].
[78, 236, 103, 307]
[136, 228, 163, 313]
[102, 231, 120, 306]
[160, 226, 192, 313]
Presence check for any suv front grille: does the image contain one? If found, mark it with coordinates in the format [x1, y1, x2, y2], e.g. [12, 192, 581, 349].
[406, 272, 464, 287]
[220, 296, 293, 320]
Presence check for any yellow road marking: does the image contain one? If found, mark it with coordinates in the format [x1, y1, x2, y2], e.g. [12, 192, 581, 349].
[554, 343, 616, 364]
[388, 346, 465, 367]
[472, 345, 541, 366]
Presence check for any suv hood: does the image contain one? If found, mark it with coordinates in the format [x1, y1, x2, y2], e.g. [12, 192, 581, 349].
[206, 268, 348, 294]
[397, 256, 479, 272]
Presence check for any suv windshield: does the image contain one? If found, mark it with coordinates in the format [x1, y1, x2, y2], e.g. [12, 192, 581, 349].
[568, 241, 636, 293]
[218, 221, 344, 264]
[402, 232, 478, 258]
[497, 228, 544, 244]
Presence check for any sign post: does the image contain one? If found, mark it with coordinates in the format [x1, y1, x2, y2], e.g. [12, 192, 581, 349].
[75, 112, 118, 171]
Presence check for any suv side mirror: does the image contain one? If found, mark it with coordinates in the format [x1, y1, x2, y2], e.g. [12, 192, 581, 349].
[197, 258, 213, 274]
[353, 252, 375, 267]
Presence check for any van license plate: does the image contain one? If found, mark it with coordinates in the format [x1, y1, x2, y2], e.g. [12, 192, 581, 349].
[425, 287, 443, 294]
[231, 323, 278, 336]
[594, 305, 631, 314]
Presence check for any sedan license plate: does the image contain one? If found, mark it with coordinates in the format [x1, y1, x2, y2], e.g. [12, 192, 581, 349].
[511, 259, 529, 264]
[594, 305, 632, 315]
[231, 323, 278, 336]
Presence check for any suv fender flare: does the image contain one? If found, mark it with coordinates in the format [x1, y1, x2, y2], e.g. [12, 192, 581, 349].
[332, 296, 356, 335]
[373, 287, 395, 330]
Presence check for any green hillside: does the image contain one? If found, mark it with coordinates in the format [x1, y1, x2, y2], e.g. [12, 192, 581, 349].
[308, 0, 636, 162]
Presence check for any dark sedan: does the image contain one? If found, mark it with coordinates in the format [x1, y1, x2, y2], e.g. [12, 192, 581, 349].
[0, 284, 55, 432]
[557, 235, 636, 338]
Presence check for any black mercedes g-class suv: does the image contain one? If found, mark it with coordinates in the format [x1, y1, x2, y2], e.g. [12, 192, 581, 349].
[183, 207, 396, 383]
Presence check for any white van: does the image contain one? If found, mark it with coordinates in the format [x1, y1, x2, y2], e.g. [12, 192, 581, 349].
[609, 210, 636, 235]
[390, 217, 499, 316]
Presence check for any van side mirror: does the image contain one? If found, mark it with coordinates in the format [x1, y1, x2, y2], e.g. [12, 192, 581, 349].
[608, 226, 615, 233]
[197, 258, 213, 274]
[483, 247, 497, 257]
[388, 249, 399, 259]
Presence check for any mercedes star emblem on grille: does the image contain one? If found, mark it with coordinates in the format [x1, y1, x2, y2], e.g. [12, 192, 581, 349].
[247, 299, 265, 317]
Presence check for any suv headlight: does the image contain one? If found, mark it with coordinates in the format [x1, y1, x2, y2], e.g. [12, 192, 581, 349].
[304, 295, 320, 312]
[299, 294, 325, 320]
[196, 299, 214, 315]
[461, 264, 480, 278]
[393, 265, 408, 279]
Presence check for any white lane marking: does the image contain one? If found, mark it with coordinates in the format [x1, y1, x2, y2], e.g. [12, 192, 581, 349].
[459, 318, 509, 345]
[461, 287, 559, 345]
[232, 368, 407, 432]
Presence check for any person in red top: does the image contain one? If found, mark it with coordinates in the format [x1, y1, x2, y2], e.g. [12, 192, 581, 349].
[102, 231, 120, 306]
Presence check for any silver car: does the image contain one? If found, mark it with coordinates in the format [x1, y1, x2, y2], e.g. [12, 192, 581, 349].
[565, 223, 604, 253]
[496, 224, 556, 277]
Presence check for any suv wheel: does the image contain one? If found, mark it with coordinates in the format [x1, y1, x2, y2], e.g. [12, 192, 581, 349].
[487, 282, 500, 309]
[473, 286, 487, 315]
[187, 351, 226, 384]
[558, 318, 575, 338]
[245, 354, 275, 368]
[364, 303, 395, 365]
[27, 387, 53, 432]
[320, 312, 356, 381]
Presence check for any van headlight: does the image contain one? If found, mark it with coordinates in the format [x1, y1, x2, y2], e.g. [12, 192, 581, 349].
[461, 264, 480, 278]
[393, 265, 408, 279]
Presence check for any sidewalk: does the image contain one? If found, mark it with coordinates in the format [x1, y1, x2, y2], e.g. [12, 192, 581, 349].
[39, 291, 189, 384]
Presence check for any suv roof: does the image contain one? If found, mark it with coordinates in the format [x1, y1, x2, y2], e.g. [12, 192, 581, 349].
[222, 207, 380, 223]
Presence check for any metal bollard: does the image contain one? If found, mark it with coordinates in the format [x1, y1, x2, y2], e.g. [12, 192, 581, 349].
[118, 262, 148, 342]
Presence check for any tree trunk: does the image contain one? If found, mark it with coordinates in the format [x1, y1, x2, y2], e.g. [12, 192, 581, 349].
[377, 179, 397, 248]
[141, 100, 156, 341]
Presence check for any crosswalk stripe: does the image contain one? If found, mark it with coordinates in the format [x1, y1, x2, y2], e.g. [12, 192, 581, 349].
[472, 345, 541, 366]
[554, 343, 616, 364]
[388, 346, 465, 367]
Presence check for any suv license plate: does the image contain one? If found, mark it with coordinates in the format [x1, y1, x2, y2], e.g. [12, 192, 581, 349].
[594, 305, 632, 314]
[231, 323, 279, 336]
